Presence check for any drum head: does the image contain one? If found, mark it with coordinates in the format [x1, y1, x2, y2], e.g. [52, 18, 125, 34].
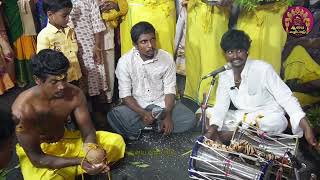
[188, 136, 271, 180]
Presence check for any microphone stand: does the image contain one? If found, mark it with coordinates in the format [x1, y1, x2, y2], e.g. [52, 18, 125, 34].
[200, 76, 216, 134]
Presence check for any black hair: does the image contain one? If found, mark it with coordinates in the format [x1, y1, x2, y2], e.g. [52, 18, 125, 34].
[42, 0, 73, 15]
[220, 29, 252, 52]
[31, 49, 69, 81]
[130, 21, 156, 44]
[0, 110, 15, 146]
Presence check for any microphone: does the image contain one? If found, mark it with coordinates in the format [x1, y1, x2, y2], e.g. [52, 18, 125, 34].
[202, 63, 232, 80]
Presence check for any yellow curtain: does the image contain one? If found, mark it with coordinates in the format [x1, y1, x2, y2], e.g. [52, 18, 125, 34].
[120, 0, 176, 55]
[184, 1, 229, 105]
[237, 2, 288, 74]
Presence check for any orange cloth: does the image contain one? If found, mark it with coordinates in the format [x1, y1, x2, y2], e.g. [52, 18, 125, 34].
[0, 73, 14, 95]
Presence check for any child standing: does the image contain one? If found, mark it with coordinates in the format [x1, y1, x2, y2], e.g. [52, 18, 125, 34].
[37, 0, 82, 83]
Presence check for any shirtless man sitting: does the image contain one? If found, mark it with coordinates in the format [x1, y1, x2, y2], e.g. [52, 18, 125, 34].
[12, 49, 125, 180]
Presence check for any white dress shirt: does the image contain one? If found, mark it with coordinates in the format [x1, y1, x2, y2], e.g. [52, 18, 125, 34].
[208, 60, 305, 136]
[116, 48, 176, 108]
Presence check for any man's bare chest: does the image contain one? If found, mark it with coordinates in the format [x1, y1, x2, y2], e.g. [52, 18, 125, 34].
[34, 102, 74, 128]
[34, 102, 74, 142]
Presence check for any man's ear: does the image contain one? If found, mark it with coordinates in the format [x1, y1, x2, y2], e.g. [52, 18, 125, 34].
[132, 42, 137, 49]
[47, 11, 54, 21]
[33, 75, 43, 85]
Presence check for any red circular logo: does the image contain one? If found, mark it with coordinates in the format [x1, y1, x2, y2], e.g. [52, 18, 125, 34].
[282, 6, 314, 37]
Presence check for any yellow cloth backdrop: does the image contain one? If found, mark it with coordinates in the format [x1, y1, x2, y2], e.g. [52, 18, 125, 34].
[120, 0, 176, 55]
[237, 2, 288, 74]
[283, 45, 320, 106]
[184, 1, 229, 105]
[16, 130, 126, 180]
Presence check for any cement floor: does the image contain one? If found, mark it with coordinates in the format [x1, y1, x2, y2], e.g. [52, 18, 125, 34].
[1, 86, 320, 180]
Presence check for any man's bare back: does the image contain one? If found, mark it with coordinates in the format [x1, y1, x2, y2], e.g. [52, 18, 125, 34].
[12, 83, 82, 143]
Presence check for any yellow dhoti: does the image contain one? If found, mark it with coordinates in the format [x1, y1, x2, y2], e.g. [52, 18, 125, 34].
[237, 2, 288, 74]
[184, 1, 229, 105]
[283, 45, 320, 106]
[120, 0, 176, 55]
[16, 130, 126, 180]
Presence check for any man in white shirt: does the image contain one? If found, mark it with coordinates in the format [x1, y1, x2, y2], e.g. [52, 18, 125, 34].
[107, 22, 195, 140]
[205, 29, 318, 148]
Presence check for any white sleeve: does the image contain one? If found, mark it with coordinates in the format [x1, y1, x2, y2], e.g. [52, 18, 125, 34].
[163, 55, 176, 95]
[115, 56, 132, 98]
[264, 65, 305, 136]
[208, 75, 231, 131]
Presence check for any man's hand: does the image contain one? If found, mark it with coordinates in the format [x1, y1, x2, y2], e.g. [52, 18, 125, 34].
[300, 117, 317, 147]
[181, 0, 189, 7]
[93, 46, 103, 65]
[204, 125, 220, 142]
[204, 130, 214, 140]
[81, 160, 109, 175]
[122, 97, 155, 125]
[100, 1, 119, 12]
[304, 127, 317, 147]
[142, 111, 155, 125]
[161, 116, 173, 135]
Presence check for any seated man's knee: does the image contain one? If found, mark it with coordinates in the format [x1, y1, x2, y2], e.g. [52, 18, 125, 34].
[258, 115, 288, 134]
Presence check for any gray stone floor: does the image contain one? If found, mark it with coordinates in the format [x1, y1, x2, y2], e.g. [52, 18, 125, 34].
[1, 86, 320, 180]
[4, 131, 320, 180]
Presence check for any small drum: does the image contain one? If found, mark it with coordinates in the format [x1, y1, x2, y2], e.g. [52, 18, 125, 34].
[189, 127, 299, 180]
[231, 126, 299, 179]
[188, 136, 271, 180]
[232, 126, 299, 160]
